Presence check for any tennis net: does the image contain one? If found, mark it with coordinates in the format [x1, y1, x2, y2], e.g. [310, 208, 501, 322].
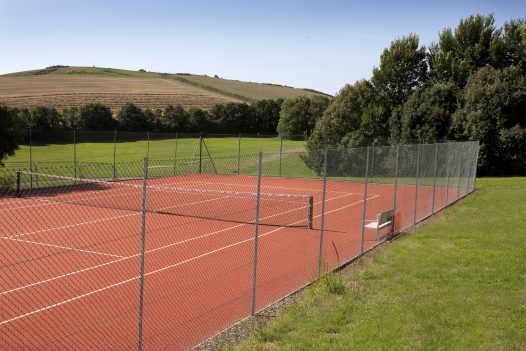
[15, 171, 314, 229]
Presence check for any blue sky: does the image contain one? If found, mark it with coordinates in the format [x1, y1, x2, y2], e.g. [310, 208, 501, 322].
[0, 0, 523, 94]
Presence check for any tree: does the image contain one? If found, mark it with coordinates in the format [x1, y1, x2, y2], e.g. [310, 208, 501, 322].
[277, 96, 329, 137]
[162, 105, 189, 132]
[251, 99, 283, 133]
[30, 106, 62, 130]
[307, 80, 380, 151]
[210, 103, 254, 133]
[187, 108, 210, 132]
[398, 83, 457, 142]
[0, 105, 25, 166]
[429, 14, 503, 87]
[502, 19, 526, 74]
[117, 103, 150, 131]
[78, 103, 115, 130]
[62, 107, 80, 130]
[452, 66, 526, 175]
[144, 108, 164, 132]
[499, 125, 526, 175]
[371, 34, 428, 108]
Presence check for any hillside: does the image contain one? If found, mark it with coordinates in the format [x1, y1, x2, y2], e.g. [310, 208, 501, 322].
[0, 66, 329, 112]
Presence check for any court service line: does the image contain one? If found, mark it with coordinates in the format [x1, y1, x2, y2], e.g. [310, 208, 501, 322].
[0, 191, 360, 297]
[0, 192, 379, 326]
[1, 237, 125, 259]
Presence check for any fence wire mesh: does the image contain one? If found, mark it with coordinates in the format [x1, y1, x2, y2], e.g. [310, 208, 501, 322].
[0, 139, 479, 350]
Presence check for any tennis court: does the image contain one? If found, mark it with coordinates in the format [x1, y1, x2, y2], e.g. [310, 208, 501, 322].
[0, 141, 478, 350]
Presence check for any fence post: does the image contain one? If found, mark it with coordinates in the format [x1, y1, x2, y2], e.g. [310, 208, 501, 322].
[29, 129, 33, 189]
[466, 143, 472, 195]
[317, 147, 328, 277]
[15, 170, 21, 197]
[445, 143, 451, 206]
[250, 152, 263, 316]
[370, 141, 375, 178]
[35, 162, 39, 187]
[174, 132, 178, 176]
[413, 144, 420, 225]
[146, 131, 150, 158]
[278, 136, 283, 177]
[360, 147, 370, 254]
[113, 130, 117, 181]
[456, 143, 462, 201]
[137, 157, 149, 351]
[198, 133, 203, 174]
[391, 145, 400, 232]
[237, 134, 241, 175]
[431, 143, 438, 215]
[73, 130, 77, 180]
[472, 142, 480, 192]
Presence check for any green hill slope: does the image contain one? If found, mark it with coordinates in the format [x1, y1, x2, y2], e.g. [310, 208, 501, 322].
[0, 66, 329, 111]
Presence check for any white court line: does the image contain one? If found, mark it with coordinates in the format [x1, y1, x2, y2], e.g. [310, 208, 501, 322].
[169, 178, 356, 195]
[0, 192, 378, 325]
[1, 237, 125, 259]
[0, 191, 360, 297]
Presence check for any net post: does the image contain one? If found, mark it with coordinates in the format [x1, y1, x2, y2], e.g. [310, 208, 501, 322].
[413, 143, 420, 225]
[308, 196, 314, 230]
[278, 136, 283, 177]
[250, 152, 263, 316]
[137, 157, 149, 351]
[431, 143, 438, 215]
[237, 134, 241, 175]
[317, 146, 328, 277]
[113, 130, 117, 181]
[16, 171, 21, 197]
[391, 144, 400, 233]
[360, 146, 370, 255]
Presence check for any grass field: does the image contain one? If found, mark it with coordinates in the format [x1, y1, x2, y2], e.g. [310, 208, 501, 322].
[0, 66, 328, 111]
[4, 136, 306, 166]
[230, 177, 526, 351]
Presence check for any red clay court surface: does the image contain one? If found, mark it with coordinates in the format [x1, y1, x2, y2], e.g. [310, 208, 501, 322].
[0, 174, 468, 350]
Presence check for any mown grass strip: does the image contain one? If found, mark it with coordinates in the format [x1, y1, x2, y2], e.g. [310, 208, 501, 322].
[230, 178, 526, 351]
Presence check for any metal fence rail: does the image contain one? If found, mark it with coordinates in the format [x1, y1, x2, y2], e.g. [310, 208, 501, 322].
[0, 140, 479, 350]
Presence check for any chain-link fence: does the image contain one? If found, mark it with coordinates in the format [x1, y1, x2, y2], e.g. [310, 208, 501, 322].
[2, 130, 307, 173]
[0, 140, 479, 350]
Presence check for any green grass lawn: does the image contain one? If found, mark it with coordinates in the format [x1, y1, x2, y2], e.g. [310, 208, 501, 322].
[230, 177, 526, 351]
[4, 136, 306, 167]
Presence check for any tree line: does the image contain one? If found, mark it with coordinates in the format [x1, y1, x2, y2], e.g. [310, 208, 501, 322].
[1, 100, 282, 134]
[305, 14, 526, 175]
